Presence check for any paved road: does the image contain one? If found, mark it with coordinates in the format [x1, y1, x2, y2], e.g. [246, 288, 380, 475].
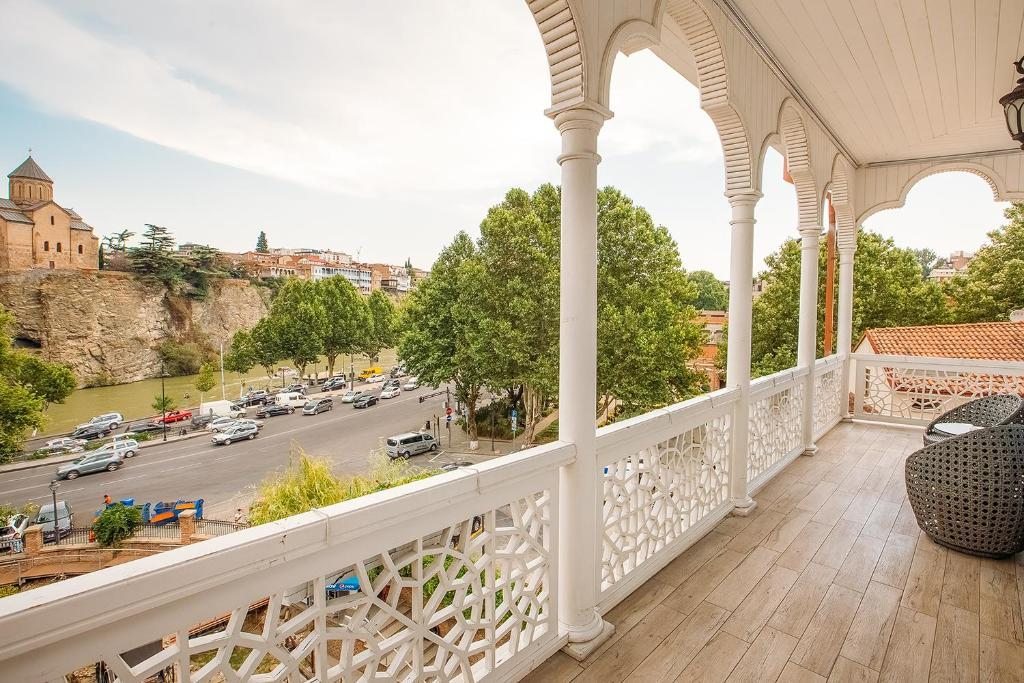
[0, 385, 463, 520]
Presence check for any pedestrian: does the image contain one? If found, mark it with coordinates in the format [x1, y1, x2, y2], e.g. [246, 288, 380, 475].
[103, 493, 112, 506]
[234, 508, 245, 525]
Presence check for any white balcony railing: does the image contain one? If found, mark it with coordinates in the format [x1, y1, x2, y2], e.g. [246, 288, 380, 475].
[0, 443, 572, 683]
[747, 366, 806, 488]
[851, 353, 1024, 426]
[813, 354, 846, 438]
[596, 388, 738, 612]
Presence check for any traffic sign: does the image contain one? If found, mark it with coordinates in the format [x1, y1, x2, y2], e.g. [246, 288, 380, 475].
[446, 414, 452, 423]
[446, 407, 453, 416]
[510, 409, 518, 420]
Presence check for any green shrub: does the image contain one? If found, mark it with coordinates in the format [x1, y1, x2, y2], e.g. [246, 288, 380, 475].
[92, 503, 142, 547]
[157, 340, 213, 376]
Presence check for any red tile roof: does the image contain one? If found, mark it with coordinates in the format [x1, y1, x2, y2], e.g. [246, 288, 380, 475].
[862, 322, 1024, 362]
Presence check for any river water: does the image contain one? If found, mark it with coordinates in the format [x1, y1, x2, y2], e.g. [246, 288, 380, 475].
[39, 350, 398, 435]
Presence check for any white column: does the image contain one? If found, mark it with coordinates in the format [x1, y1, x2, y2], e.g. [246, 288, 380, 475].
[554, 103, 613, 657]
[836, 242, 855, 419]
[797, 225, 822, 455]
[725, 191, 761, 514]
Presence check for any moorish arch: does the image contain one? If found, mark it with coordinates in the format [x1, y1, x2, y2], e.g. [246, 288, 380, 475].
[777, 100, 820, 230]
[828, 154, 857, 251]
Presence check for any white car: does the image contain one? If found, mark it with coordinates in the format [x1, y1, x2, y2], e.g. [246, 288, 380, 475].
[207, 417, 240, 433]
[45, 437, 87, 450]
[234, 418, 265, 431]
[211, 423, 258, 445]
[380, 386, 401, 399]
[75, 412, 123, 431]
[366, 374, 386, 384]
[402, 377, 420, 391]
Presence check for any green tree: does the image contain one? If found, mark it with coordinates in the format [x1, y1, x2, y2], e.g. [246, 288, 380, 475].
[180, 245, 223, 299]
[750, 229, 949, 377]
[92, 503, 142, 547]
[267, 279, 326, 377]
[195, 362, 216, 402]
[316, 277, 371, 376]
[0, 306, 75, 461]
[364, 290, 398, 363]
[128, 224, 180, 285]
[256, 230, 269, 253]
[249, 317, 282, 378]
[911, 247, 939, 278]
[688, 270, 730, 311]
[400, 232, 488, 441]
[152, 394, 178, 414]
[946, 203, 1024, 322]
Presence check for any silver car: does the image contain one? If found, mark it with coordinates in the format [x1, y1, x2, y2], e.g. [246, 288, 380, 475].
[211, 423, 258, 445]
[386, 432, 438, 459]
[56, 450, 124, 480]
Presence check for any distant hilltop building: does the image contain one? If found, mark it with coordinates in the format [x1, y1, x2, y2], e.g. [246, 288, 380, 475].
[928, 249, 975, 283]
[0, 155, 99, 271]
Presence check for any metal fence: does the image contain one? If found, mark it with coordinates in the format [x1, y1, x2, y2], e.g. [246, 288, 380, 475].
[131, 523, 182, 540]
[194, 519, 247, 537]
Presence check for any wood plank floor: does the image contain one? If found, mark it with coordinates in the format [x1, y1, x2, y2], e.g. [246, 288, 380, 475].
[523, 422, 1024, 683]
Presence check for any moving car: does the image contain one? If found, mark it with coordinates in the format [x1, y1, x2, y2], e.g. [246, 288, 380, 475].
[256, 403, 295, 418]
[211, 423, 258, 445]
[383, 378, 401, 389]
[340, 390, 364, 404]
[91, 439, 140, 459]
[36, 501, 73, 543]
[402, 377, 420, 391]
[207, 417, 240, 433]
[56, 450, 124, 480]
[233, 418, 265, 431]
[285, 383, 307, 394]
[353, 394, 378, 409]
[75, 413, 123, 431]
[156, 410, 192, 424]
[0, 514, 30, 553]
[196, 400, 246, 420]
[380, 386, 401, 399]
[366, 374, 386, 384]
[302, 398, 334, 415]
[273, 391, 307, 408]
[322, 377, 348, 392]
[386, 432, 438, 459]
[238, 390, 269, 407]
[357, 366, 384, 381]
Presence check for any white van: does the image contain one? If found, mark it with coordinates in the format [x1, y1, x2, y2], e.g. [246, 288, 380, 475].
[275, 391, 308, 408]
[198, 400, 246, 420]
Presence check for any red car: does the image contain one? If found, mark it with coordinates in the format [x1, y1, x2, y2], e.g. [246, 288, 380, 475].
[157, 410, 193, 424]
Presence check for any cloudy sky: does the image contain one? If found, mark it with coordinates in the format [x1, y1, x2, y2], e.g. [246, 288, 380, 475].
[0, 1, 1009, 278]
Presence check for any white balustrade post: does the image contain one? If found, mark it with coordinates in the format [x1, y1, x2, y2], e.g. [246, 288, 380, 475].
[553, 102, 614, 658]
[798, 225, 822, 455]
[836, 242, 855, 419]
[726, 191, 761, 515]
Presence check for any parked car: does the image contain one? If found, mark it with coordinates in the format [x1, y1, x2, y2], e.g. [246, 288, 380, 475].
[256, 403, 295, 418]
[340, 390, 364, 403]
[207, 417, 240, 433]
[323, 377, 348, 392]
[383, 378, 401, 389]
[239, 390, 270, 407]
[366, 374, 386, 384]
[196, 400, 247, 420]
[402, 377, 420, 391]
[353, 394, 378, 409]
[234, 418, 265, 431]
[439, 461, 474, 472]
[156, 410, 192, 424]
[386, 432, 438, 459]
[0, 514, 31, 553]
[75, 412, 123, 431]
[302, 398, 334, 415]
[125, 422, 166, 436]
[380, 386, 401, 399]
[390, 365, 408, 378]
[211, 423, 258, 445]
[45, 437, 87, 450]
[35, 501, 73, 543]
[56, 450, 124, 480]
[71, 423, 114, 441]
[32, 443, 84, 458]
[285, 383, 307, 394]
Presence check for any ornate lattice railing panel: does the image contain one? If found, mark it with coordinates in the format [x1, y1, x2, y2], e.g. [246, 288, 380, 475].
[813, 356, 845, 438]
[748, 369, 805, 485]
[852, 354, 1024, 426]
[0, 444, 572, 683]
[596, 390, 737, 607]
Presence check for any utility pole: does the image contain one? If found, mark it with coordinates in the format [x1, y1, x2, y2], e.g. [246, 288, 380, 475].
[160, 360, 168, 442]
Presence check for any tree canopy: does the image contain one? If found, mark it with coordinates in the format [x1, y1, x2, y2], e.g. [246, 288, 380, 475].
[946, 203, 1024, 322]
[0, 305, 75, 462]
[688, 270, 730, 311]
[256, 230, 269, 253]
[749, 229, 949, 376]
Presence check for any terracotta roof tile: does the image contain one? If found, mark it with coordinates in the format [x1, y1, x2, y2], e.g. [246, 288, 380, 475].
[863, 322, 1024, 362]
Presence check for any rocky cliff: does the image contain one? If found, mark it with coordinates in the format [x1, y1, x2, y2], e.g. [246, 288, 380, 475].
[0, 270, 269, 385]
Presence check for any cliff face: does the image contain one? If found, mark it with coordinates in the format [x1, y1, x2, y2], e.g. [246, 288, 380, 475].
[0, 270, 269, 385]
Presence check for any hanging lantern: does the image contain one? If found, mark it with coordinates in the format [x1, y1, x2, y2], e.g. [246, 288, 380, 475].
[1000, 57, 1024, 149]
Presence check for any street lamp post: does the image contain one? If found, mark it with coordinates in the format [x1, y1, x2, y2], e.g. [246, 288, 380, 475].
[161, 361, 168, 442]
[349, 355, 355, 391]
[48, 479, 59, 546]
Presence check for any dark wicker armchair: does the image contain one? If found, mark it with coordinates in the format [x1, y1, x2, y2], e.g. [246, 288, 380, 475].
[906, 424, 1024, 558]
[923, 394, 1024, 446]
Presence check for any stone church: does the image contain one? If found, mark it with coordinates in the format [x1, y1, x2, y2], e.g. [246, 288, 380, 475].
[0, 155, 99, 271]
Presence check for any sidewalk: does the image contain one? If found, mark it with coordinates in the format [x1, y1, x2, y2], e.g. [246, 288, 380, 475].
[0, 430, 208, 474]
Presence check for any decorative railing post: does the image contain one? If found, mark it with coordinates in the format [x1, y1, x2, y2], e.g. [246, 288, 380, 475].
[798, 224, 822, 454]
[725, 190, 761, 514]
[836, 240, 856, 420]
[552, 102, 615, 658]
